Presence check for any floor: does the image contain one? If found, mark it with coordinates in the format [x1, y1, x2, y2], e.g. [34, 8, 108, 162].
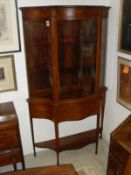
[1, 139, 109, 175]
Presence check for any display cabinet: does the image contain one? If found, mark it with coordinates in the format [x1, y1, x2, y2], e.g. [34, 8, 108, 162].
[21, 6, 109, 164]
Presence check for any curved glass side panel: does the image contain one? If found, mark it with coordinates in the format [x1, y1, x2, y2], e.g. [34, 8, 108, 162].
[24, 20, 52, 99]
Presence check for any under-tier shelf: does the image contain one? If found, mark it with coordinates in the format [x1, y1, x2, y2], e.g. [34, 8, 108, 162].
[35, 129, 100, 152]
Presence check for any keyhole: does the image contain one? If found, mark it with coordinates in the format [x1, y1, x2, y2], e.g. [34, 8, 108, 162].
[46, 21, 50, 27]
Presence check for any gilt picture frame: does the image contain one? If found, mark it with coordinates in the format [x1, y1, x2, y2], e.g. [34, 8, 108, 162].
[0, 55, 17, 92]
[118, 0, 131, 54]
[117, 57, 131, 110]
[0, 0, 21, 53]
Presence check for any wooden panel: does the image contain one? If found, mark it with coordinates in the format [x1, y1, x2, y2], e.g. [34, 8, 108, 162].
[21, 7, 50, 21]
[28, 98, 53, 120]
[2, 164, 78, 175]
[54, 7, 103, 20]
[35, 129, 97, 151]
[0, 149, 22, 166]
[24, 23, 49, 46]
[110, 140, 129, 168]
[0, 102, 17, 121]
[0, 128, 19, 150]
[54, 97, 100, 122]
[107, 154, 125, 175]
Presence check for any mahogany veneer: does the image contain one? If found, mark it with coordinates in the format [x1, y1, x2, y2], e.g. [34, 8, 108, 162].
[0, 102, 25, 171]
[21, 6, 109, 165]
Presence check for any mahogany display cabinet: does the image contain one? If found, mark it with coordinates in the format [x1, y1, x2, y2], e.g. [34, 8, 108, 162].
[21, 6, 109, 164]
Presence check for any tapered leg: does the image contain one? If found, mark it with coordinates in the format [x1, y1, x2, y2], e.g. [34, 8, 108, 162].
[100, 105, 105, 139]
[13, 164, 17, 171]
[95, 113, 100, 154]
[30, 118, 36, 157]
[54, 122, 60, 165]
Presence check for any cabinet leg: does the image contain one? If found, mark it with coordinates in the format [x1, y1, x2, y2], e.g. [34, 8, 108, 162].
[54, 122, 60, 165]
[13, 164, 17, 171]
[56, 152, 60, 165]
[21, 159, 25, 170]
[30, 118, 36, 156]
[17, 126, 26, 170]
[100, 105, 105, 139]
[95, 113, 100, 154]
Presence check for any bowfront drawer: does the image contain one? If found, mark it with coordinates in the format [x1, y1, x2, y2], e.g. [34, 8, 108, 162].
[28, 99, 53, 120]
[54, 97, 100, 122]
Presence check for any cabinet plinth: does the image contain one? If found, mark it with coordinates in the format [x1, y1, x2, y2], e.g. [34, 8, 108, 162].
[21, 6, 109, 165]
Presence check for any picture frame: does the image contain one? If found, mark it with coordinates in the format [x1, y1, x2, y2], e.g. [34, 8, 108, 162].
[0, 55, 17, 92]
[0, 0, 21, 53]
[117, 57, 131, 110]
[118, 0, 131, 54]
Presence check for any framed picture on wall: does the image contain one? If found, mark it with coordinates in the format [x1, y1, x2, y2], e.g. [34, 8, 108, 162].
[0, 0, 21, 53]
[118, 0, 131, 53]
[117, 57, 131, 110]
[0, 55, 17, 92]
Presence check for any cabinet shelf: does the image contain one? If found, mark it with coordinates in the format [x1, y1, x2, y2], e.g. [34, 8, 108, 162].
[35, 129, 101, 152]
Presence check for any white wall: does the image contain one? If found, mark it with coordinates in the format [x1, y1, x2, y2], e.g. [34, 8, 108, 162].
[3, 0, 128, 156]
[103, 0, 131, 141]
[18, 0, 110, 7]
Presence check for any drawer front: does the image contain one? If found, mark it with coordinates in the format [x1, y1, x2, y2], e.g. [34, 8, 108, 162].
[54, 97, 100, 122]
[110, 140, 129, 168]
[55, 7, 102, 20]
[0, 129, 19, 149]
[107, 154, 125, 175]
[29, 101, 53, 120]
[0, 149, 22, 166]
[22, 8, 50, 21]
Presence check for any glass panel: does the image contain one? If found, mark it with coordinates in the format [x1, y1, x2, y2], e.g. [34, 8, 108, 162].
[119, 0, 131, 52]
[57, 20, 97, 99]
[100, 18, 108, 87]
[24, 21, 52, 98]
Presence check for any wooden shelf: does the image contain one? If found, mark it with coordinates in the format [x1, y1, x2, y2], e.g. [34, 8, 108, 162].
[35, 129, 98, 152]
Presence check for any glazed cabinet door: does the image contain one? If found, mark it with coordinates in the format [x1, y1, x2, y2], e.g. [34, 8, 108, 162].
[22, 8, 52, 99]
[54, 7, 103, 99]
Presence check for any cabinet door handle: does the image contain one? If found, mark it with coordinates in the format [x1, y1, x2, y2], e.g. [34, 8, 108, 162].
[46, 20, 50, 27]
